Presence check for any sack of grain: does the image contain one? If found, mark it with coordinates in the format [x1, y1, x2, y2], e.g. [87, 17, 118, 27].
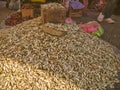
[41, 3, 66, 23]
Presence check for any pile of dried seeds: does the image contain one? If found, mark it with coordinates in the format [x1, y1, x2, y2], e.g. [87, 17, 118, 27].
[0, 17, 120, 90]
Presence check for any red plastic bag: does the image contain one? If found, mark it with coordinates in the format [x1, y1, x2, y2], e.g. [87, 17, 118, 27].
[78, 21, 104, 37]
[78, 21, 99, 33]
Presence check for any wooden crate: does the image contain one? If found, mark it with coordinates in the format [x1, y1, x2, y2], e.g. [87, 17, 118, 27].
[41, 4, 66, 23]
[22, 9, 34, 17]
[69, 6, 83, 17]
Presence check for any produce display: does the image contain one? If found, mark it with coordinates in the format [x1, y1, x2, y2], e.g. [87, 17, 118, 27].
[0, 17, 120, 90]
[5, 12, 33, 26]
[5, 4, 34, 26]
[5, 12, 22, 26]
[5, 3, 65, 26]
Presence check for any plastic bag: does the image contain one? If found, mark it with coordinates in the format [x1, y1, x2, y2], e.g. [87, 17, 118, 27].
[78, 21, 104, 37]
[92, 25, 104, 37]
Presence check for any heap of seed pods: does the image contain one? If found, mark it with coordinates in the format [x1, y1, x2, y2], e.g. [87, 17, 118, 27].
[0, 17, 120, 90]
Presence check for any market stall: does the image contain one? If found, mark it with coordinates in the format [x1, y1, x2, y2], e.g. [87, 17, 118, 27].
[0, 0, 120, 90]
